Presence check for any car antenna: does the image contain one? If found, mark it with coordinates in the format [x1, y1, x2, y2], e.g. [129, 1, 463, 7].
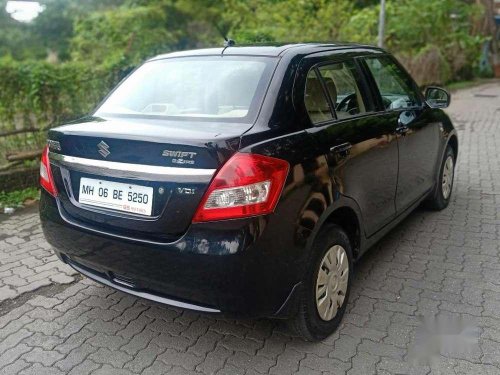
[222, 37, 235, 54]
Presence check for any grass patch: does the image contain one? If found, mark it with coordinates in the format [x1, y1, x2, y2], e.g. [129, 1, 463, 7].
[0, 187, 40, 210]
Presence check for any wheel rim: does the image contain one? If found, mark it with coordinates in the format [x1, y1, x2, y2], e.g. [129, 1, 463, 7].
[315, 245, 349, 321]
[442, 156, 454, 200]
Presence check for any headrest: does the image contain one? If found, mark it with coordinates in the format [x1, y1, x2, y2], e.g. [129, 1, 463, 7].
[305, 77, 329, 111]
[322, 77, 338, 104]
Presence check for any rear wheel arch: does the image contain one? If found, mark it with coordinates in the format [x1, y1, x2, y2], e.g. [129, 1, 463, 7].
[447, 134, 458, 161]
[312, 205, 362, 260]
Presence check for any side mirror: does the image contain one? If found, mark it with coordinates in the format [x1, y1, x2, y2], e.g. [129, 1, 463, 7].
[425, 87, 451, 109]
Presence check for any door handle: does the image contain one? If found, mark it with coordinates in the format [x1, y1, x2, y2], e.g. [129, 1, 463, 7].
[396, 110, 414, 136]
[395, 125, 409, 135]
[330, 142, 352, 156]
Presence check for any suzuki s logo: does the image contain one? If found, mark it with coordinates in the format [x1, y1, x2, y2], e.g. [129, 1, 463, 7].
[97, 141, 110, 158]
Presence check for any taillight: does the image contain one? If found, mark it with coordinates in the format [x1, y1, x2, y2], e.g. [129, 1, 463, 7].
[40, 145, 58, 197]
[192, 153, 289, 222]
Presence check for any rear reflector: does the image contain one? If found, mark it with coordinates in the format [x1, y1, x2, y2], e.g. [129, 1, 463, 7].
[40, 145, 58, 197]
[192, 153, 289, 222]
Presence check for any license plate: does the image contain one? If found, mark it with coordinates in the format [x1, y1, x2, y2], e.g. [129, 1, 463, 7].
[79, 177, 153, 216]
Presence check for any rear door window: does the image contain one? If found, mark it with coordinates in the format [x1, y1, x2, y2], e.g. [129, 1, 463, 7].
[304, 70, 334, 124]
[318, 61, 369, 119]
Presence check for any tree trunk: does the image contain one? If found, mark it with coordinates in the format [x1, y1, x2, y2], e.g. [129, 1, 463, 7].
[0, 161, 22, 172]
[6, 150, 43, 162]
[0, 127, 41, 138]
[478, 0, 499, 65]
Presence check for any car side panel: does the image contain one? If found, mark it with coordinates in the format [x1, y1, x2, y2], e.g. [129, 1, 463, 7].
[358, 54, 443, 213]
[240, 130, 332, 273]
[291, 53, 399, 237]
[240, 49, 398, 264]
[397, 109, 441, 209]
[306, 115, 399, 236]
[425, 108, 459, 191]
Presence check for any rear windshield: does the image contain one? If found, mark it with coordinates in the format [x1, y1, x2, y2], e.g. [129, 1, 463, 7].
[95, 56, 277, 123]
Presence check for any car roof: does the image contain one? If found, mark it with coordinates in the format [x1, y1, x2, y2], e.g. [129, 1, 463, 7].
[149, 42, 384, 61]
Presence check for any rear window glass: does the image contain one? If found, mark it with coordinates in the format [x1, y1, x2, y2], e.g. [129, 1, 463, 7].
[304, 70, 333, 124]
[96, 56, 277, 123]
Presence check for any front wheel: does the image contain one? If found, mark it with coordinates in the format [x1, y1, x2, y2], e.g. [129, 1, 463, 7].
[289, 224, 353, 341]
[426, 145, 455, 210]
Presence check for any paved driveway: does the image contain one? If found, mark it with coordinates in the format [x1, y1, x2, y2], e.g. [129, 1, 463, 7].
[1, 83, 499, 375]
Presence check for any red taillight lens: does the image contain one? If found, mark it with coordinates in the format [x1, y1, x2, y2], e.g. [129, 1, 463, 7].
[192, 153, 289, 222]
[40, 145, 58, 197]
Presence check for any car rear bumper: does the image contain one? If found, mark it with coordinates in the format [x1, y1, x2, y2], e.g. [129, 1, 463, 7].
[40, 190, 302, 318]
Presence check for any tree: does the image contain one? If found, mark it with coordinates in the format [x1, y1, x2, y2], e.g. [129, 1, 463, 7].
[70, 4, 178, 67]
[339, 0, 485, 82]
[0, 0, 492, 82]
[232, 0, 354, 43]
[476, 0, 499, 67]
[0, 0, 45, 60]
[0, 0, 129, 61]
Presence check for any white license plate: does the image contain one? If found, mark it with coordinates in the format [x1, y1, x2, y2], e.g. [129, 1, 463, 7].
[79, 177, 153, 216]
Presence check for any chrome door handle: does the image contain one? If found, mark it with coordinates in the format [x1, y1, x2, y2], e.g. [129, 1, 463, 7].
[330, 142, 352, 155]
[395, 125, 409, 135]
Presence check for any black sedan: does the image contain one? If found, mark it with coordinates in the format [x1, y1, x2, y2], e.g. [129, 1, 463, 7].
[40, 43, 457, 340]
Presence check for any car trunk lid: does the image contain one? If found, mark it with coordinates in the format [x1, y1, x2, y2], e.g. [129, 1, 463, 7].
[48, 116, 246, 242]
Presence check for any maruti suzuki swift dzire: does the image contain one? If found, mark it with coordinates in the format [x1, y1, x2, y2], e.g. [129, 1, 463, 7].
[40, 43, 457, 340]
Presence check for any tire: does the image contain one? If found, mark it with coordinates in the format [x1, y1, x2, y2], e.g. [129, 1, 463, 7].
[426, 145, 455, 210]
[289, 224, 353, 341]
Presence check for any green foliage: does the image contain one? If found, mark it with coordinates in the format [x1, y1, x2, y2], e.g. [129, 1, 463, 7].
[339, 6, 379, 44]
[0, 0, 129, 62]
[0, 0, 492, 181]
[341, 0, 485, 83]
[0, 60, 122, 164]
[0, 60, 114, 129]
[29, 0, 74, 61]
[398, 45, 453, 86]
[0, 0, 43, 60]
[1, 0, 487, 80]
[71, 5, 177, 66]
[0, 187, 40, 209]
[174, 0, 251, 43]
[231, 0, 354, 43]
[0, 0, 491, 138]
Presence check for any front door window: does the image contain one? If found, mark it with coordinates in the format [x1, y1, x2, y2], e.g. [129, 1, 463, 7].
[364, 57, 422, 110]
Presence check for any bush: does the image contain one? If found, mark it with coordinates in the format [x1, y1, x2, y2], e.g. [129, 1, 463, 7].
[71, 5, 177, 67]
[0, 60, 127, 165]
[397, 45, 452, 86]
[340, 0, 485, 85]
[0, 60, 114, 130]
